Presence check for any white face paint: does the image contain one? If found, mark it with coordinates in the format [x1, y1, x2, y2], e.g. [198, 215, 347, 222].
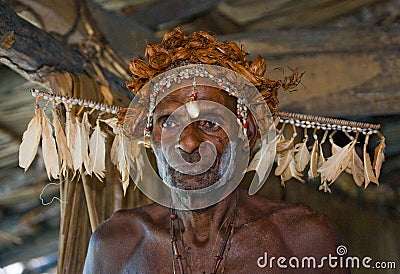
[154, 141, 238, 209]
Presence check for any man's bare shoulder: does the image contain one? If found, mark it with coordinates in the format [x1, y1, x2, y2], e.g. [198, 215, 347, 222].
[83, 203, 169, 273]
[95, 202, 169, 239]
[238, 190, 342, 256]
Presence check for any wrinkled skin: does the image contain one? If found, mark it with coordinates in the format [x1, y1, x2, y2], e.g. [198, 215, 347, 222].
[84, 86, 349, 274]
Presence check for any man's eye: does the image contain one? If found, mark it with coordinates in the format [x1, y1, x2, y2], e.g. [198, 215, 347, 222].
[162, 120, 178, 128]
[199, 120, 219, 129]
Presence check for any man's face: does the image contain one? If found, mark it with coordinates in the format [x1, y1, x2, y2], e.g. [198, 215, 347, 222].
[151, 85, 239, 190]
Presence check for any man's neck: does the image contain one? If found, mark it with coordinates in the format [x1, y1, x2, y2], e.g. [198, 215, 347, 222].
[174, 191, 238, 245]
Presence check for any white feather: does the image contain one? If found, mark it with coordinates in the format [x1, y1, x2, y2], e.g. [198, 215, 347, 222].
[294, 138, 311, 172]
[66, 112, 82, 173]
[280, 155, 305, 186]
[19, 108, 42, 171]
[81, 112, 91, 175]
[111, 130, 130, 195]
[101, 117, 120, 135]
[248, 136, 279, 195]
[52, 108, 73, 175]
[318, 139, 355, 183]
[41, 109, 59, 180]
[89, 119, 107, 181]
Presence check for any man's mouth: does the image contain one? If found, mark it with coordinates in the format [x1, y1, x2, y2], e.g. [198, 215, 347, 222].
[172, 164, 211, 175]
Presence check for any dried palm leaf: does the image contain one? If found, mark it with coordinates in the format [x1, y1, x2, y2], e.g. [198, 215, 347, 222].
[308, 137, 319, 180]
[66, 111, 82, 173]
[81, 112, 91, 174]
[319, 181, 331, 193]
[346, 145, 364, 187]
[275, 148, 291, 176]
[248, 135, 279, 195]
[111, 129, 130, 195]
[318, 143, 326, 169]
[317, 141, 331, 193]
[280, 150, 305, 187]
[294, 137, 310, 172]
[41, 109, 59, 180]
[364, 135, 379, 187]
[275, 136, 294, 176]
[19, 108, 42, 171]
[101, 117, 120, 135]
[102, 117, 131, 188]
[89, 119, 106, 181]
[373, 137, 385, 180]
[318, 139, 355, 183]
[52, 108, 73, 176]
[276, 135, 293, 152]
[129, 139, 144, 183]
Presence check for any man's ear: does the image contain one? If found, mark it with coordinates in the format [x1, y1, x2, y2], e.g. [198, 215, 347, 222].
[246, 113, 259, 158]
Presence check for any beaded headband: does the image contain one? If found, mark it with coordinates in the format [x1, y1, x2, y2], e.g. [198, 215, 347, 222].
[142, 64, 250, 148]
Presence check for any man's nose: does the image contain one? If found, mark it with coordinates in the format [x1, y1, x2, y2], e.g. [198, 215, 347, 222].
[178, 124, 202, 154]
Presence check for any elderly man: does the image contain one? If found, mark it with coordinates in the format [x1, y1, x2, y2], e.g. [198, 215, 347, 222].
[84, 28, 349, 273]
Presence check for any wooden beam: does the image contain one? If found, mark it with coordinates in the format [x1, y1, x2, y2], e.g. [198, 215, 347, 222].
[0, 1, 132, 105]
[222, 27, 400, 116]
[86, 0, 157, 59]
[272, 51, 400, 117]
[131, 0, 222, 30]
[248, 0, 377, 29]
[222, 27, 400, 57]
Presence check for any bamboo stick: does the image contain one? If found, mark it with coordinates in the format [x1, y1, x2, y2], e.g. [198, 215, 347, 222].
[58, 172, 74, 274]
[61, 179, 81, 273]
[82, 174, 100, 233]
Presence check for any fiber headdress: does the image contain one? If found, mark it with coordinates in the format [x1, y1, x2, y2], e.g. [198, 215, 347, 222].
[19, 28, 385, 195]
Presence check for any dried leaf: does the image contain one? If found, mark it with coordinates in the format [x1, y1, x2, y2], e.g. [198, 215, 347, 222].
[318, 139, 355, 183]
[19, 108, 42, 171]
[280, 151, 305, 186]
[276, 136, 293, 152]
[248, 136, 279, 195]
[318, 143, 325, 169]
[129, 140, 144, 183]
[308, 139, 319, 180]
[319, 181, 332, 193]
[275, 136, 294, 176]
[364, 140, 379, 187]
[52, 108, 73, 176]
[331, 141, 341, 155]
[373, 137, 385, 180]
[111, 129, 130, 195]
[294, 139, 310, 172]
[275, 149, 291, 176]
[81, 112, 91, 175]
[346, 146, 364, 187]
[66, 112, 82, 173]
[49, 72, 74, 96]
[89, 119, 107, 181]
[41, 109, 59, 180]
[101, 117, 121, 135]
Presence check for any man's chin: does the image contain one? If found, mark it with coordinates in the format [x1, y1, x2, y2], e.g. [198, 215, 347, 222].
[171, 176, 217, 190]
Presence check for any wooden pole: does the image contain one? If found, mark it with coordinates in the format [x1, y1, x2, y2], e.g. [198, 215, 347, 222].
[82, 174, 100, 233]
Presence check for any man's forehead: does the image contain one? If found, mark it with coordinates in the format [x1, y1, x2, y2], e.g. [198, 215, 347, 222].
[154, 85, 236, 114]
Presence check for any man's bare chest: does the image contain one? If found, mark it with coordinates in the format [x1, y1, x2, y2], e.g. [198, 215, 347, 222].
[121, 224, 293, 274]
